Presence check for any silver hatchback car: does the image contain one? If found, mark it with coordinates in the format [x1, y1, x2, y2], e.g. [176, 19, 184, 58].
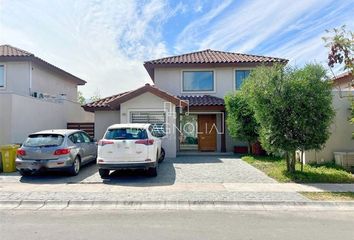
[15, 129, 97, 176]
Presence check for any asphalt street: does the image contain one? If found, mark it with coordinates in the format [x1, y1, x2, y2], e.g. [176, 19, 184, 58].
[1, 210, 354, 240]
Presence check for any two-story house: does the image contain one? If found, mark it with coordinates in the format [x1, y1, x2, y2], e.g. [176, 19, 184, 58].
[0, 45, 93, 145]
[84, 49, 287, 158]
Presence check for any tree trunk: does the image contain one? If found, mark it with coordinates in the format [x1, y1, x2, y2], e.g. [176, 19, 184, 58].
[286, 152, 290, 172]
[286, 151, 296, 173]
[300, 150, 304, 172]
[290, 152, 296, 173]
[248, 142, 252, 154]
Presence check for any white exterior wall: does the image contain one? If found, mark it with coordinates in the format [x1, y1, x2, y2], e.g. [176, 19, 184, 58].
[0, 93, 93, 145]
[31, 62, 78, 102]
[0, 61, 79, 102]
[0, 60, 92, 145]
[0, 94, 12, 145]
[94, 111, 121, 140]
[0, 61, 31, 95]
[304, 91, 354, 163]
[120, 92, 177, 158]
[154, 67, 253, 98]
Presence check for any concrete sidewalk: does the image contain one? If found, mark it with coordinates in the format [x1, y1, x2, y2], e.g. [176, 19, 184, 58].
[1, 182, 354, 193]
[1, 182, 354, 203]
[1, 182, 354, 210]
[1, 199, 354, 211]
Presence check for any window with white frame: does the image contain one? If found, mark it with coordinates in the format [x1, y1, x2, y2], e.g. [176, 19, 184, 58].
[0, 65, 5, 88]
[235, 70, 250, 90]
[182, 71, 214, 92]
[130, 111, 166, 136]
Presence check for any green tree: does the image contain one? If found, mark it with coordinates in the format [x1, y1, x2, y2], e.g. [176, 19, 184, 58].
[89, 89, 101, 103]
[225, 92, 259, 153]
[242, 64, 334, 173]
[77, 91, 86, 105]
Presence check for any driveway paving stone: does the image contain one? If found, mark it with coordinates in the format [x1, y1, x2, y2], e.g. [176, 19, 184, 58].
[0, 156, 307, 202]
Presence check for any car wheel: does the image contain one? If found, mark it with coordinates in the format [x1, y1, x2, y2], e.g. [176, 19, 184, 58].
[158, 147, 165, 163]
[99, 169, 110, 179]
[68, 156, 81, 176]
[19, 170, 32, 176]
[147, 166, 157, 177]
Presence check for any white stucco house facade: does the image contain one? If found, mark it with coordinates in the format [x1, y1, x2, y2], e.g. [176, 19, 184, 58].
[0, 45, 93, 145]
[84, 49, 287, 158]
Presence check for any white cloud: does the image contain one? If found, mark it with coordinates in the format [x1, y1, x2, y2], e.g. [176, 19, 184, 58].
[263, 1, 354, 68]
[174, 0, 233, 53]
[177, 0, 331, 53]
[0, 0, 174, 98]
[0, 0, 352, 99]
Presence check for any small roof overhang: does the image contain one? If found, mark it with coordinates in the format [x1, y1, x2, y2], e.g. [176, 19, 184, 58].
[83, 84, 188, 112]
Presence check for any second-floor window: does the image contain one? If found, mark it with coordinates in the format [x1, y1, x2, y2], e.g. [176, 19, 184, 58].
[235, 70, 250, 90]
[182, 71, 214, 92]
[0, 65, 4, 88]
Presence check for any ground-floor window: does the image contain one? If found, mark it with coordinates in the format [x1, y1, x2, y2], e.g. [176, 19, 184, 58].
[130, 111, 166, 136]
[179, 114, 198, 151]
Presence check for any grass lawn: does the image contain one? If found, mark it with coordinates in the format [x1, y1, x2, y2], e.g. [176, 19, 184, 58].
[302, 192, 354, 201]
[242, 155, 354, 183]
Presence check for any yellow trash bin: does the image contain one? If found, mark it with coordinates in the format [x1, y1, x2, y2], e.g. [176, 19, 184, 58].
[0, 145, 20, 173]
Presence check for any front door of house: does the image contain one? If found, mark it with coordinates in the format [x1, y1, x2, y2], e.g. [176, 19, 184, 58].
[198, 114, 217, 151]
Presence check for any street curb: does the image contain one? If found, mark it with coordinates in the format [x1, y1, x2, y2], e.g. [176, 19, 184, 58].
[1, 200, 354, 211]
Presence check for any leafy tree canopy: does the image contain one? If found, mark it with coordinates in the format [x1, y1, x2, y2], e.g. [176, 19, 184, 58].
[242, 64, 334, 172]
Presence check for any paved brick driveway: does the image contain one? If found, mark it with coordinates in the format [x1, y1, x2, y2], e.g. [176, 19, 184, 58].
[0, 156, 275, 184]
[0, 156, 308, 202]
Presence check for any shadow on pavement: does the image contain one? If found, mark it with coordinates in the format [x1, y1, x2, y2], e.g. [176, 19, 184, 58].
[19, 161, 98, 184]
[102, 159, 176, 187]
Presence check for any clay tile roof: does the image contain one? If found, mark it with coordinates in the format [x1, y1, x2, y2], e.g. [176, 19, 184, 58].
[0, 44, 86, 85]
[145, 49, 288, 65]
[144, 49, 288, 80]
[332, 71, 353, 87]
[83, 91, 130, 110]
[0, 44, 34, 57]
[177, 95, 224, 106]
[83, 84, 188, 112]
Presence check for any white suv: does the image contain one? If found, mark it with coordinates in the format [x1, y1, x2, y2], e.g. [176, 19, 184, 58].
[97, 124, 165, 178]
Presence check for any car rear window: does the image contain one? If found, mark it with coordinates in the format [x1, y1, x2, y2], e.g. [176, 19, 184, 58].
[23, 134, 65, 147]
[105, 128, 148, 140]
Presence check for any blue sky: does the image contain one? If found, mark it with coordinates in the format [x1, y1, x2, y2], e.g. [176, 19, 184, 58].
[0, 0, 353, 98]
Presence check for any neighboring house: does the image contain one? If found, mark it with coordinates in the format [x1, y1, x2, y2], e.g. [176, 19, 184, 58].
[84, 49, 287, 158]
[332, 72, 353, 91]
[304, 72, 354, 163]
[0, 44, 93, 145]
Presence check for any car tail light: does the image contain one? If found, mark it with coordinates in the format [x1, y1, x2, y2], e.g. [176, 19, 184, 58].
[54, 148, 71, 155]
[17, 149, 26, 156]
[98, 140, 114, 146]
[135, 139, 154, 145]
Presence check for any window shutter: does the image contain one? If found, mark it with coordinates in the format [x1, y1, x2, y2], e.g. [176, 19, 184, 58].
[130, 111, 165, 124]
[130, 111, 166, 134]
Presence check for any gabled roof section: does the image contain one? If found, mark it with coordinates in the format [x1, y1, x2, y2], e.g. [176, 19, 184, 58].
[83, 84, 188, 112]
[82, 91, 129, 111]
[0, 44, 86, 85]
[0, 44, 34, 57]
[144, 49, 288, 80]
[145, 49, 288, 65]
